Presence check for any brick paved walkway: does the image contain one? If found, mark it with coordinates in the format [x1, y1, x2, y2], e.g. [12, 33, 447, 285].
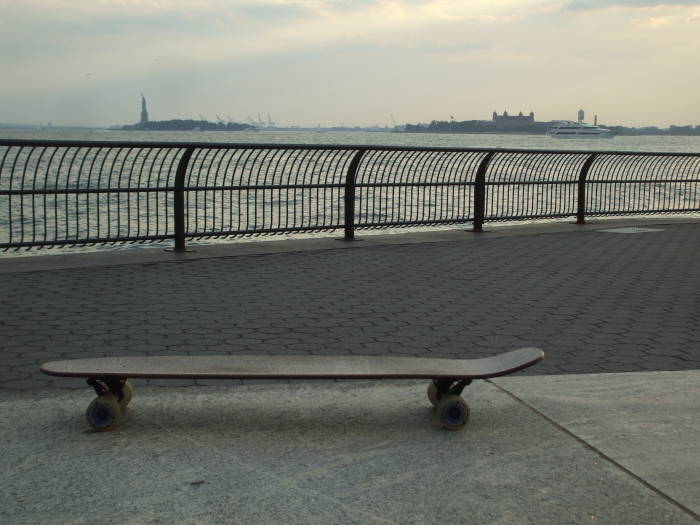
[1, 223, 698, 391]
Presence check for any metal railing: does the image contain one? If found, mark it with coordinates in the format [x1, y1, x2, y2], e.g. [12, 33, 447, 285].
[1, 139, 699, 251]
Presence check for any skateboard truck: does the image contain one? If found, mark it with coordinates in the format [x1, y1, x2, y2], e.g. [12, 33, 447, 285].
[432, 378, 471, 400]
[87, 376, 126, 398]
[428, 379, 473, 430]
[83, 376, 134, 430]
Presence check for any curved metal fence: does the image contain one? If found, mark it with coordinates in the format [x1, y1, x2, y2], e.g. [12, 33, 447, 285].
[1, 139, 698, 251]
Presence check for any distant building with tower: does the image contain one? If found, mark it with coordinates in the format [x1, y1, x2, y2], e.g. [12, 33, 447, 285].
[492, 110, 535, 125]
[577, 109, 585, 123]
[140, 94, 149, 125]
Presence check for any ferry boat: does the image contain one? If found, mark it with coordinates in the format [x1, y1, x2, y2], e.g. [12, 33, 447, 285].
[548, 121, 613, 138]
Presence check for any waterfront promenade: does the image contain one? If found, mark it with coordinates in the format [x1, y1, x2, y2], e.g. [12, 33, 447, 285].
[1, 217, 698, 523]
[1, 218, 698, 390]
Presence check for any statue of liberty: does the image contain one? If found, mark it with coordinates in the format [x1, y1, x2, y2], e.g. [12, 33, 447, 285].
[140, 94, 148, 125]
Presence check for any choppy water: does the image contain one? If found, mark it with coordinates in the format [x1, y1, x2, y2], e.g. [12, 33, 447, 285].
[3, 127, 700, 153]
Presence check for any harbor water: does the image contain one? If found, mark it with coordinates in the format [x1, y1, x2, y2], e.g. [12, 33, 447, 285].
[3, 127, 700, 153]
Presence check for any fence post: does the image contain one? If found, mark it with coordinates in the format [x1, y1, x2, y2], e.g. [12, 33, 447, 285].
[577, 153, 597, 225]
[344, 149, 366, 240]
[473, 152, 494, 232]
[173, 147, 195, 252]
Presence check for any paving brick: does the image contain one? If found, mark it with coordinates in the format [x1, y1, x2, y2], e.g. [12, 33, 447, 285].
[0, 371, 30, 382]
[3, 378, 51, 390]
[0, 357, 37, 367]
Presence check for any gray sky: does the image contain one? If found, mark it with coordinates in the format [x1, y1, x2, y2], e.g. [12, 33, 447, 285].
[1, 0, 699, 127]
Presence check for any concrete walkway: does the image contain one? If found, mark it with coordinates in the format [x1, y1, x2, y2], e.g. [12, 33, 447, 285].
[0, 371, 697, 523]
[1, 217, 699, 523]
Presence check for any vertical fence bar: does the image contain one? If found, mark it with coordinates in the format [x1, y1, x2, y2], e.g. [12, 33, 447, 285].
[577, 153, 598, 224]
[344, 149, 366, 240]
[173, 147, 195, 252]
[473, 152, 494, 232]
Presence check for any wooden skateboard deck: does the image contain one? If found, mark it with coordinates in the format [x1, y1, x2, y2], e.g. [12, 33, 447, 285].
[40, 347, 543, 380]
[40, 347, 543, 432]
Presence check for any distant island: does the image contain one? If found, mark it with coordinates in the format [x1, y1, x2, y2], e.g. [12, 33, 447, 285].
[8, 96, 698, 135]
[605, 125, 700, 136]
[406, 110, 700, 136]
[121, 95, 253, 132]
[122, 119, 254, 132]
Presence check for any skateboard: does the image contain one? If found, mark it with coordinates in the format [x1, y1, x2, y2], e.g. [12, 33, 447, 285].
[40, 347, 543, 431]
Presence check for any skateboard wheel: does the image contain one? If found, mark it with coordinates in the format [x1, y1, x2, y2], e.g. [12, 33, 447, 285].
[118, 381, 133, 408]
[86, 395, 122, 431]
[437, 395, 469, 430]
[427, 382, 439, 407]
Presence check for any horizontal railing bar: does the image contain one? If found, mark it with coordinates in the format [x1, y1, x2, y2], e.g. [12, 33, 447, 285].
[187, 224, 345, 237]
[0, 185, 340, 196]
[486, 213, 576, 220]
[587, 208, 700, 215]
[356, 181, 475, 188]
[3, 178, 698, 197]
[185, 182, 475, 191]
[356, 218, 472, 228]
[0, 187, 176, 196]
[587, 179, 700, 184]
[0, 233, 175, 249]
[485, 181, 576, 186]
[2, 138, 700, 157]
[487, 179, 700, 185]
[184, 183, 344, 191]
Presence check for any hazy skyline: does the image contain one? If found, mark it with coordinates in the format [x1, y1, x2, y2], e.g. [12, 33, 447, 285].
[2, 0, 699, 128]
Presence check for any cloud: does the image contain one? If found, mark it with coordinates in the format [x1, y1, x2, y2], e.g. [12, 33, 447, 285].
[235, 3, 312, 20]
[0, 0, 699, 126]
[566, 0, 700, 9]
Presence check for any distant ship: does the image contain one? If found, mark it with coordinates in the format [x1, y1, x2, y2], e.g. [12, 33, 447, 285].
[548, 121, 613, 138]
